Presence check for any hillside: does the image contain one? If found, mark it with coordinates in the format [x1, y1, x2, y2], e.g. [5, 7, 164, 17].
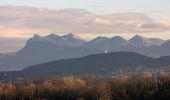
[1, 52, 170, 81]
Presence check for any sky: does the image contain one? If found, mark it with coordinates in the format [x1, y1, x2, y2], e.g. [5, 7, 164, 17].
[0, 0, 170, 20]
[0, 0, 170, 52]
[0, 0, 169, 38]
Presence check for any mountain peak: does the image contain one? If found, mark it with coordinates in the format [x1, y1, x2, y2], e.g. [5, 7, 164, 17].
[63, 33, 77, 38]
[94, 36, 108, 40]
[130, 35, 145, 40]
[110, 36, 127, 43]
[33, 34, 42, 39]
[129, 35, 147, 42]
[89, 36, 108, 44]
[47, 33, 60, 38]
[111, 36, 125, 40]
[63, 33, 85, 41]
[128, 35, 165, 47]
[128, 35, 146, 47]
[65, 33, 74, 36]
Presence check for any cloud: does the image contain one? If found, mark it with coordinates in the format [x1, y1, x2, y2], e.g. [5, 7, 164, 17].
[94, 18, 111, 25]
[0, 6, 169, 37]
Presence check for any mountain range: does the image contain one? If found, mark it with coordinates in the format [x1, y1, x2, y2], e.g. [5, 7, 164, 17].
[0, 33, 169, 71]
[1, 52, 170, 81]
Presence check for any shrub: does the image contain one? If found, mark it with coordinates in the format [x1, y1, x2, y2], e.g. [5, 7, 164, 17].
[1, 73, 170, 100]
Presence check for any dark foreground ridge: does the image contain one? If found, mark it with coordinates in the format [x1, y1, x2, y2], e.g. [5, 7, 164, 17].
[0, 52, 170, 81]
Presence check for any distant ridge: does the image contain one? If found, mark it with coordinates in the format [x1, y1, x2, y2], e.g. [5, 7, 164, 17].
[1, 52, 170, 80]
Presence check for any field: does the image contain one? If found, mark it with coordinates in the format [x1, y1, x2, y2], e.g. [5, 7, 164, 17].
[0, 72, 170, 100]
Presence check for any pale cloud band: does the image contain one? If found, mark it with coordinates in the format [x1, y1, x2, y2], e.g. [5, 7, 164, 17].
[0, 6, 170, 37]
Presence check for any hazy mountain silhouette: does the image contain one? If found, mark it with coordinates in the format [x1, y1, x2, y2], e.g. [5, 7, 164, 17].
[0, 34, 101, 71]
[0, 34, 169, 71]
